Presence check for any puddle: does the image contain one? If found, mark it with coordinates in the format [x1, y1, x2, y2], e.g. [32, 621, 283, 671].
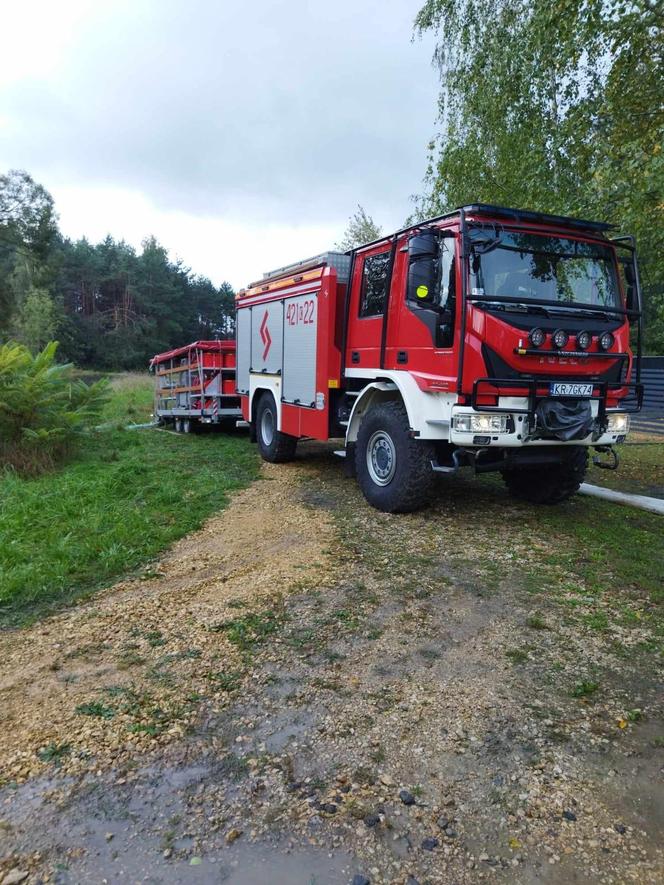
[0, 763, 357, 885]
[219, 844, 355, 884]
[250, 708, 316, 753]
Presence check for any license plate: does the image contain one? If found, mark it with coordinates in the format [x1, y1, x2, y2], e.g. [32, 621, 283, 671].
[549, 382, 594, 397]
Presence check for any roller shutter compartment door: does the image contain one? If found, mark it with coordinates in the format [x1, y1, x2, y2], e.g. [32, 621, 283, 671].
[282, 292, 318, 407]
[251, 301, 283, 375]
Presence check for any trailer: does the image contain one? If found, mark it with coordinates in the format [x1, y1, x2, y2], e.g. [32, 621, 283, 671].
[236, 203, 644, 513]
[150, 340, 241, 432]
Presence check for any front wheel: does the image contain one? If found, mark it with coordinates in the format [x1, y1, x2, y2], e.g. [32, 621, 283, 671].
[255, 393, 298, 463]
[355, 400, 434, 513]
[501, 446, 588, 504]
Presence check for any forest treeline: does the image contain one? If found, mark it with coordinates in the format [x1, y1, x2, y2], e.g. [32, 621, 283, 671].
[0, 170, 235, 370]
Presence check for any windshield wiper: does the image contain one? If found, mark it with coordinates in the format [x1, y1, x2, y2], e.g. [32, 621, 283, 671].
[547, 306, 619, 321]
[475, 299, 551, 318]
[476, 297, 621, 321]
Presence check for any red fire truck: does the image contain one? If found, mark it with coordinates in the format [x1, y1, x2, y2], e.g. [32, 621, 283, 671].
[235, 204, 644, 512]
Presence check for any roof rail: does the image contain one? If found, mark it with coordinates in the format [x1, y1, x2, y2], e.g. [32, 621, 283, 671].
[462, 203, 615, 233]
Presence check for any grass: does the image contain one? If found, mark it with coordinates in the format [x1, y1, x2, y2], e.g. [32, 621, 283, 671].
[75, 701, 115, 719]
[213, 610, 285, 651]
[587, 438, 664, 497]
[467, 472, 664, 651]
[506, 647, 530, 664]
[571, 680, 599, 698]
[37, 742, 71, 764]
[0, 374, 259, 626]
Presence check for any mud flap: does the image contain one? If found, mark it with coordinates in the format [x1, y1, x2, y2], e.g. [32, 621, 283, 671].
[343, 442, 357, 477]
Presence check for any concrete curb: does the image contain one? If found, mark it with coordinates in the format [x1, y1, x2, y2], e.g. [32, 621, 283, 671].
[579, 483, 664, 516]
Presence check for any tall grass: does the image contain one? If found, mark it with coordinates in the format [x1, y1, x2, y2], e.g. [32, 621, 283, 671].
[0, 341, 108, 475]
[0, 372, 259, 625]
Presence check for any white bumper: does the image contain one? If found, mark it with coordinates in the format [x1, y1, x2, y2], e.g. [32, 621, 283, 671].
[449, 398, 629, 447]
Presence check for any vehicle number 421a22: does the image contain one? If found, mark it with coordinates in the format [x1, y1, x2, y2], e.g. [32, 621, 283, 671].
[286, 299, 315, 326]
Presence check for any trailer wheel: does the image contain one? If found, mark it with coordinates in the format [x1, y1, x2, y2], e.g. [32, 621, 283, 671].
[174, 418, 183, 433]
[501, 446, 588, 505]
[255, 393, 297, 463]
[183, 418, 192, 434]
[355, 400, 434, 513]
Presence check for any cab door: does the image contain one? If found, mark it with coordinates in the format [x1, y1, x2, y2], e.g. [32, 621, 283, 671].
[387, 230, 459, 384]
[345, 245, 391, 371]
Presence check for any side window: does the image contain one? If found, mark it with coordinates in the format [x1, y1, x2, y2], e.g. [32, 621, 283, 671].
[359, 252, 390, 317]
[439, 242, 455, 310]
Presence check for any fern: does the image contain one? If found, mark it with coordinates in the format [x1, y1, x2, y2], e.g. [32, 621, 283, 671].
[0, 341, 109, 474]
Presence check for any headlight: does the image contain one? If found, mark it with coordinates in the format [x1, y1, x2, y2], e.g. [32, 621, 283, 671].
[599, 331, 615, 351]
[607, 413, 630, 434]
[552, 329, 569, 349]
[453, 413, 509, 433]
[529, 327, 546, 348]
[576, 330, 591, 351]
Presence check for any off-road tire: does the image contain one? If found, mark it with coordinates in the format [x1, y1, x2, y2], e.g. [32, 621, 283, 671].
[355, 400, 434, 513]
[501, 446, 588, 505]
[255, 393, 298, 463]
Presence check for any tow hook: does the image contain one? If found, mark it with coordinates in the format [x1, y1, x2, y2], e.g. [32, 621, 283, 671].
[592, 445, 619, 470]
[430, 448, 464, 474]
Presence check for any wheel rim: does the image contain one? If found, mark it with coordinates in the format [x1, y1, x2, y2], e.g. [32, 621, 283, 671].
[366, 430, 396, 486]
[261, 407, 275, 446]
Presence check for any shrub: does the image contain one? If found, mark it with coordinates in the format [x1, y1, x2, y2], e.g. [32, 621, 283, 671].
[0, 340, 109, 475]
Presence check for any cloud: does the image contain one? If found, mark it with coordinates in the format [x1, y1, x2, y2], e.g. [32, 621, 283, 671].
[0, 0, 439, 285]
[51, 182, 343, 288]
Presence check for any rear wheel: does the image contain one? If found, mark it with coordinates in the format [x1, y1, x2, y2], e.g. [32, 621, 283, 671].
[355, 400, 434, 513]
[255, 393, 298, 463]
[501, 446, 588, 504]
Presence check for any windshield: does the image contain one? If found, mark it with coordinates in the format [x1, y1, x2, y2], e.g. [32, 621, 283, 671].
[470, 231, 621, 309]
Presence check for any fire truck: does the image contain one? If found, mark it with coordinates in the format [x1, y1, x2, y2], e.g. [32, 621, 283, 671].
[235, 204, 644, 512]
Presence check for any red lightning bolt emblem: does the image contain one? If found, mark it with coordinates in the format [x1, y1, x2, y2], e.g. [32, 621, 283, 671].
[260, 310, 272, 360]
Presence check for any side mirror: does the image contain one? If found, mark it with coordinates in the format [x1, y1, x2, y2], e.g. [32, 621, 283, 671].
[620, 258, 639, 320]
[407, 258, 438, 305]
[626, 285, 636, 313]
[408, 230, 438, 259]
[407, 230, 439, 304]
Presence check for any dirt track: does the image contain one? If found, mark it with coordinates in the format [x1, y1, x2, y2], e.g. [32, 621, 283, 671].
[1, 443, 663, 884]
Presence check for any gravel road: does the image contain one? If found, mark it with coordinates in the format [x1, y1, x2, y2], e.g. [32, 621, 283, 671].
[1, 443, 662, 884]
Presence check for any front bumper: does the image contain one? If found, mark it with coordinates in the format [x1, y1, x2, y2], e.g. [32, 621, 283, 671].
[448, 376, 642, 447]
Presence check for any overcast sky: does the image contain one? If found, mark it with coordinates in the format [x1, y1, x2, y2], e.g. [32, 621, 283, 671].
[1, 0, 439, 288]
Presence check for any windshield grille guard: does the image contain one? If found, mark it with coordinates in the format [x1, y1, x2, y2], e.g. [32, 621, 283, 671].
[471, 377, 644, 430]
